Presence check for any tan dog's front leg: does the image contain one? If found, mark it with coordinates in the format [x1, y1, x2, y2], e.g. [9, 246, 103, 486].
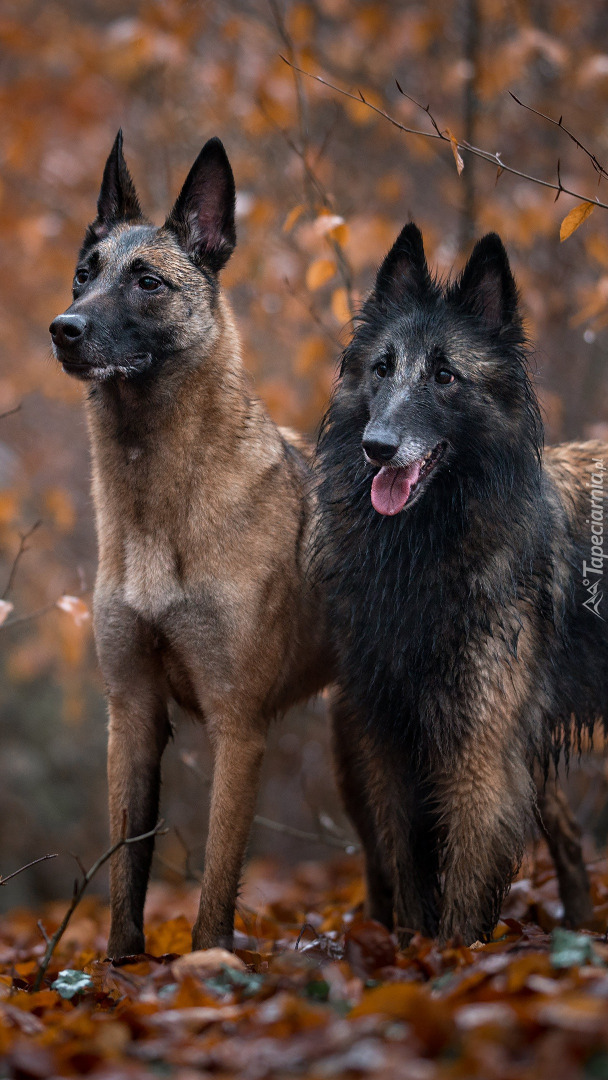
[192, 721, 266, 951]
[107, 692, 169, 958]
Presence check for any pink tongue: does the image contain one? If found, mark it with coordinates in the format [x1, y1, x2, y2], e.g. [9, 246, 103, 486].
[371, 463, 422, 516]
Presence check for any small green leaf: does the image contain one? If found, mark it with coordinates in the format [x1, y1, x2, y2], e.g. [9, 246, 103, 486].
[52, 969, 94, 999]
[305, 979, 330, 1001]
[205, 963, 265, 998]
[550, 928, 603, 969]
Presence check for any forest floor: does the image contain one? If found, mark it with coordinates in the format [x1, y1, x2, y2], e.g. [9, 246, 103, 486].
[2, 842, 608, 1079]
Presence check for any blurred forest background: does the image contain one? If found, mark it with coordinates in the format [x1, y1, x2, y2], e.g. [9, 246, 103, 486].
[2, 0, 608, 909]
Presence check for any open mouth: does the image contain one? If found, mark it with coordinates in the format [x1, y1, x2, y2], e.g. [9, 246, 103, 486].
[370, 442, 446, 516]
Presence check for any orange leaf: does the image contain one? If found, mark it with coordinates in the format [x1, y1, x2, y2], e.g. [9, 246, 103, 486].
[283, 204, 305, 233]
[146, 916, 192, 957]
[56, 595, 90, 627]
[445, 128, 464, 175]
[306, 258, 336, 291]
[331, 287, 352, 325]
[350, 982, 426, 1019]
[560, 200, 595, 241]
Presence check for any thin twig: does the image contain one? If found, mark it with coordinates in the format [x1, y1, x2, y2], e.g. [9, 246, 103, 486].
[1, 586, 92, 632]
[283, 276, 342, 346]
[179, 750, 358, 852]
[252, 813, 357, 851]
[295, 921, 319, 950]
[0, 853, 58, 887]
[33, 820, 167, 991]
[2, 520, 42, 601]
[154, 852, 204, 884]
[0, 404, 22, 422]
[281, 59, 608, 212]
[37, 920, 51, 946]
[509, 93, 608, 183]
[270, 17, 356, 316]
[1, 601, 61, 630]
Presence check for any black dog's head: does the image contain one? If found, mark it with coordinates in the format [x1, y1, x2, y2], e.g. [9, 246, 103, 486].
[49, 131, 236, 382]
[332, 223, 541, 516]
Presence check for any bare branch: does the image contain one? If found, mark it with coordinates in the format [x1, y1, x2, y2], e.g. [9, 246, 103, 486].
[33, 820, 167, 991]
[2, 520, 42, 601]
[282, 59, 608, 212]
[179, 749, 358, 852]
[1, 601, 61, 630]
[272, 39, 356, 317]
[37, 920, 51, 946]
[252, 812, 358, 851]
[0, 852, 58, 887]
[509, 93, 608, 182]
[283, 276, 343, 346]
[0, 404, 22, 422]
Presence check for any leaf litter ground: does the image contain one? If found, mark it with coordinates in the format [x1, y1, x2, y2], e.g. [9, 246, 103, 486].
[2, 841, 608, 1078]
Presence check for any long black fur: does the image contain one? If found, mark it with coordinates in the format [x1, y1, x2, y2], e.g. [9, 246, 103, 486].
[315, 223, 608, 942]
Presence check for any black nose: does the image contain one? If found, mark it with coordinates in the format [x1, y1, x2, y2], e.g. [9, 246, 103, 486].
[49, 314, 87, 348]
[362, 438, 399, 464]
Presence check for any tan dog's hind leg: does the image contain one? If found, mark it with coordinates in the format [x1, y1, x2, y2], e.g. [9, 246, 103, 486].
[107, 691, 170, 958]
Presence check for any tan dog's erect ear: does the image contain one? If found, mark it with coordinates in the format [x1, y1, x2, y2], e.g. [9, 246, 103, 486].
[164, 137, 236, 273]
[82, 130, 145, 250]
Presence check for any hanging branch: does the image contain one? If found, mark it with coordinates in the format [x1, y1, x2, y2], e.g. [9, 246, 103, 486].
[2, 520, 42, 601]
[268, 4, 356, 317]
[280, 58, 608, 212]
[509, 93, 608, 183]
[0, 404, 22, 422]
[33, 820, 167, 991]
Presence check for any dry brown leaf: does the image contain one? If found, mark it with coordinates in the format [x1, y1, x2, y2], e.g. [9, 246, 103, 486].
[171, 948, 246, 981]
[560, 201, 595, 241]
[445, 127, 464, 175]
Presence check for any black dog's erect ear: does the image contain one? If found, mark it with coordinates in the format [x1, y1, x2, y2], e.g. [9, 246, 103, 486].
[453, 233, 519, 331]
[373, 222, 432, 305]
[164, 138, 236, 273]
[83, 131, 144, 249]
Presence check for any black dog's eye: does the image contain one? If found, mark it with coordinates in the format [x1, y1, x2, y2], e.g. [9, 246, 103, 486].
[435, 369, 455, 385]
[138, 276, 163, 292]
[74, 268, 89, 286]
[373, 360, 389, 379]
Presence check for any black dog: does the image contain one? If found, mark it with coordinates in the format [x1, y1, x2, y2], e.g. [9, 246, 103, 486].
[316, 224, 601, 943]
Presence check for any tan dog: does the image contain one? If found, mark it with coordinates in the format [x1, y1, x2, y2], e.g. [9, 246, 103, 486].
[49, 133, 332, 956]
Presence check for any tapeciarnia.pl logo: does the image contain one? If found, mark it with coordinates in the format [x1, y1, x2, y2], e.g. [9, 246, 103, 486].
[582, 458, 607, 619]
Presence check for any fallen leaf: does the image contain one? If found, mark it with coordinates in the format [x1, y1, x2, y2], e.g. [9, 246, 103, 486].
[171, 948, 246, 981]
